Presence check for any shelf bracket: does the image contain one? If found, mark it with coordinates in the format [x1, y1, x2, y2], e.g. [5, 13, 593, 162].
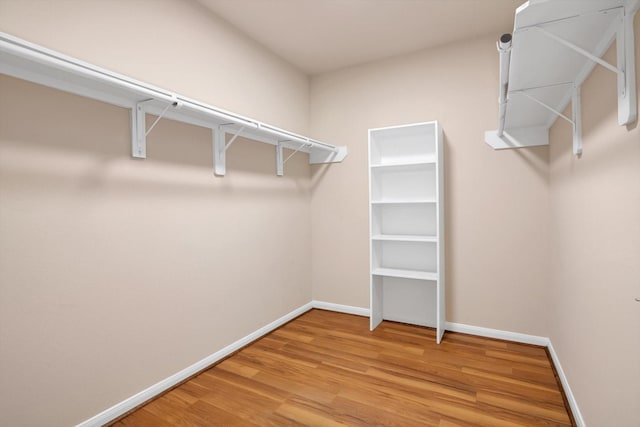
[213, 127, 225, 176]
[283, 141, 311, 165]
[617, 5, 637, 125]
[513, 90, 575, 125]
[276, 141, 284, 177]
[130, 98, 182, 159]
[276, 140, 310, 176]
[213, 124, 245, 177]
[533, 6, 636, 125]
[572, 86, 582, 157]
[534, 26, 622, 76]
[131, 102, 146, 158]
[513, 86, 582, 156]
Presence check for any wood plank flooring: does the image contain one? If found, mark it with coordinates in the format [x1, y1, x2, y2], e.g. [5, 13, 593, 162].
[113, 309, 573, 426]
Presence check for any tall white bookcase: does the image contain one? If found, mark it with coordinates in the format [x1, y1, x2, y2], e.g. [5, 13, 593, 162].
[368, 121, 445, 343]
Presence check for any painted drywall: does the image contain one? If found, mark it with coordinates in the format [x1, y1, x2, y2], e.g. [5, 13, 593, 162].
[309, 34, 551, 337]
[0, 1, 312, 426]
[0, 0, 309, 133]
[548, 14, 640, 426]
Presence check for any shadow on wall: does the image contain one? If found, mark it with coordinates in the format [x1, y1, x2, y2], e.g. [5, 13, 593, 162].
[310, 162, 333, 195]
[0, 76, 313, 198]
[512, 143, 549, 182]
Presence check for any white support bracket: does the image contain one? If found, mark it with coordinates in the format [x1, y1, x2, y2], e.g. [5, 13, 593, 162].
[131, 102, 146, 158]
[276, 141, 284, 177]
[213, 124, 245, 176]
[213, 127, 225, 176]
[130, 98, 182, 159]
[283, 141, 311, 165]
[533, 7, 636, 125]
[514, 90, 575, 125]
[534, 26, 622, 76]
[617, 5, 637, 124]
[512, 86, 582, 156]
[274, 140, 310, 177]
[572, 86, 582, 157]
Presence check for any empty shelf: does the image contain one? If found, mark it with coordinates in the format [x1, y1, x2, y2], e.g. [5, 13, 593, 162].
[370, 159, 436, 168]
[372, 268, 438, 281]
[371, 199, 436, 205]
[371, 234, 437, 242]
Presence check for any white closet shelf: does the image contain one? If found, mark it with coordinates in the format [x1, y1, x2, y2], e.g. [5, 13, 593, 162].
[371, 199, 437, 205]
[0, 32, 347, 176]
[372, 268, 438, 281]
[370, 159, 436, 168]
[485, 0, 638, 156]
[372, 234, 437, 243]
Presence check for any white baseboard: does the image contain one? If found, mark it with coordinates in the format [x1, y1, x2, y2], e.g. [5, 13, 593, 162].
[76, 301, 314, 427]
[311, 300, 370, 317]
[445, 321, 550, 346]
[546, 340, 585, 427]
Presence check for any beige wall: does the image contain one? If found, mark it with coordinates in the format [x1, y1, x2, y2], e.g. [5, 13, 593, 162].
[0, 1, 312, 426]
[548, 15, 640, 426]
[0, 0, 309, 133]
[309, 34, 551, 336]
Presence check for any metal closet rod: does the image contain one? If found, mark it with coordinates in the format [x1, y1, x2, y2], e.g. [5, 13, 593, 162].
[258, 124, 339, 152]
[143, 95, 338, 152]
[497, 33, 512, 137]
[146, 96, 340, 153]
[180, 100, 337, 152]
[167, 97, 337, 152]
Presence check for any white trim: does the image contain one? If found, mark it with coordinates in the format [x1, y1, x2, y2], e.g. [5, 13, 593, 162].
[445, 321, 550, 346]
[312, 300, 370, 317]
[546, 340, 585, 427]
[76, 302, 313, 427]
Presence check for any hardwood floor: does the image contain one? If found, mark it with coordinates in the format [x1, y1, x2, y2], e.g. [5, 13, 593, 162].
[113, 309, 574, 426]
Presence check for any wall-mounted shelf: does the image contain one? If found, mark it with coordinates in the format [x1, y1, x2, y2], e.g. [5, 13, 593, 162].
[0, 32, 347, 176]
[485, 0, 639, 156]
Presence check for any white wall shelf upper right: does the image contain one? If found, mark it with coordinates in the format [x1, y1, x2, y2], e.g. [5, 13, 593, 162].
[485, 0, 639, 156]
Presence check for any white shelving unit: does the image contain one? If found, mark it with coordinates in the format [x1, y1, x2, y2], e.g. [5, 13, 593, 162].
[368, 121, 445, 343]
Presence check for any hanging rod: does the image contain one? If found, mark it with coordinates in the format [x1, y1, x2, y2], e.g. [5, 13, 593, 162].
[0, 32, 348, 176]
[257, 123, 339, 153]
[497, 33, 512, 137]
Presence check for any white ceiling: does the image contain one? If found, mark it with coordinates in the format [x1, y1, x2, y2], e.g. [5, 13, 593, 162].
[197, 0, 524, 75]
